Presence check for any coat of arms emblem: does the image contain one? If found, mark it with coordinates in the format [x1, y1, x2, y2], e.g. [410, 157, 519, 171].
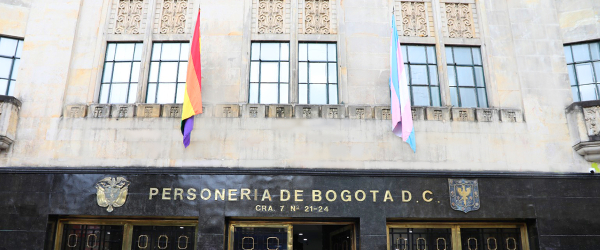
[95, 177, 130, 212]
[448, 178, 480, 213]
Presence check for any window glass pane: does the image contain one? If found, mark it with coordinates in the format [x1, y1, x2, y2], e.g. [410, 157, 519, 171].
[180, 43, 190, 61]
[280, 83, 289, 104]
[15, 40, 23, 58]
[280, 43, 289, 61]
[112, 62, 132, 82]
[328, 44, 337, 61]
[410, 65, 428, 85]
[0, 37, 17, 57]
[448, 66, 457, 86]
[459, 87, 477, 107]
[261, 43, 280, 60]
[250, 62, 259, 82]
[299, 43, 308, 61]
[0, 79, 7, 95]
[109, 83, 128, 103]
[568, 64, 577, 85]
[159, 62, 178, 82]
[595, 62, 600, 83]
[309, 63, 327, 83]
[572, 86, 580, 102]
[310, 84, 327, 104]
[453, 47, 473, 65]
[431, 86, 441, 106]
[260, 83, 278, 104]
[579, 84, 597, 101]
[7, 80, 14, 96]
[149, 62, 159, 82]
[260, 62, 279, 82]
[572, 44, 591, 62]
[99, 84, 109, 103]
[129, 62, 139, 83]
[478, 88, 488, 108]
[576, 63, 594, 84]
[133, 43, 143, 60]
[308, 44, 327, 61]
[427, 46, 436, 63]
[412, 86, 430, 106]
[115, 43, 135, 61]
[152, 43, 162, 60]
[474, 66, 485, 87]
[450, 87, 459, 106]
[106, 43, 116, 61]
[299, 84, 308, 104]
[146, 83, 157, 103]
[280, 62, 289, 82]
[102, 62, 113, 83]
[564, 46, 573, 64]
[328, 84, 338, 104]
[249, 83, 259, 103]
[429, 65, 438, 86]
[128, 83, 137, 103]
[591, 43, 600, 60]
[0, 58, 11, 78]
[176, 83, 185, 103]
[407, 46, 426, 63]
[472, 47, 482, 65]
[157, 83, 176, 103]
[328, 63, 337, 83]
[457, 66, 475, 86]
[178, 62, 188, 82]
[299, 62, 308, 83]
[161, 43, 181, 61]
[401, 45, 408, 61]
[251, 43, 260, 60]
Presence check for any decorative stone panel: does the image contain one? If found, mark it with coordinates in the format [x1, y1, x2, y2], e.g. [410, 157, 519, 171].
[375, 106, 392, 120]
[295, 105, 320, 119]
[108, 0, 148, 35]
[412, 107, 425, 121]
[566, 101, 600, 162]
[89, 104, 111, 118]
[322, 105, 345, 119]
[451, 108, 475, 122]
[500, 109, 523, 123]
[111, 104, 135, 118]
[64, 105, 87, 118]
[136, 104, 161, 118]
[252, 0, 290, 34]
[395, 1, 434, 37]
[267, 105, 293, 118]
[299, 0, 337, 34]
[154, 0, 193, 34]
[0, 96, 21, 150]
[476, 108, 499, 122]
[442, 2, 478, 38]
[348, 106, 373, 119]
[583, 106, 600, 137]
[243, 104, 267, 118]
[162, 104, 183, 118]
[425, 107, 450, 122]
[214, 105, 241, 118]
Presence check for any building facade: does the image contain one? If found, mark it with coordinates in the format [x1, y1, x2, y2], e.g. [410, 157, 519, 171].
[0, 0, 600, 249]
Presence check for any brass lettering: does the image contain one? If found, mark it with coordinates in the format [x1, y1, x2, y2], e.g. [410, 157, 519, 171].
[241, 188, 251, 200]
[162, 188, 172, 200]
[280, 189, 291, 201]
[200, 188, 211, 200]
[402, 190, 412, 202]
[254, 189, 258, 201]
[262, 189, 272, 201]
[228, 189, 238, 201]
[422, 190, 433, 202]
[295, 190, 304, 202]
[174, 188, 184, 200]
[149, 188, 159, 200]
[355, 190, 366, 201]
[370, 190, 379, 202]
[341, 190, 351, 202]
[312, 190, 322, 202]
[383, 190, 393, 202]
[326, 190, 337, 202]
[255, 205, 262, 211]
[215, 189, 225, 201]
[187, 188, 197, 200]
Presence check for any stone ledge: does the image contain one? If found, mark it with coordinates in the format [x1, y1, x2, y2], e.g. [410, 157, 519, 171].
[0, 96, 21, 151]
[574, 141, 600, 162]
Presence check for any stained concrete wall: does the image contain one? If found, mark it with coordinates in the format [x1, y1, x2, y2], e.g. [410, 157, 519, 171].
[556, 0, 600, 44]
[0, 0, 597, 172]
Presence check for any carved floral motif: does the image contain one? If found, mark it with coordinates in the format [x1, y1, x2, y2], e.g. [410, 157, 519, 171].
[160, 0, 188, 34]
[258, 0, 285, 34]
[445, 3, 473, 38]
[584, 106, 600, 136]
[305, 0, 330, 34]
[115, 0, 144, 34]
[401, 2, 428, 37]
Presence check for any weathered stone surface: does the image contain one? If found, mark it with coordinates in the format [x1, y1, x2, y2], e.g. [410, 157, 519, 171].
[136, 104, 161, 118]
[451, 108, 476, 122]
[214, 104, 240, 118]
[500, 109, 523, 123]
[295, 105, 320, 119]
[162, 104, 183, 118]
[63, 105, 87, 118]
[322, 105, 345, 119]
[425, 107, 450, 122]
[0, 96, 20, 150]
[374, 106, 392, 120]
[89, 104, 111, 118]
[266, 105, 292, 118]
[111, 104, 135, 118]
[476, 108, 499, 122]
[242, 104, 266, 118]
[412, 107, 425, 121]
[348, 106, 373, 119]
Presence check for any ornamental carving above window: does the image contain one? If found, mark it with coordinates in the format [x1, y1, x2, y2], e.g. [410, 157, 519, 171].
[401, 1, 428, 37]
[305, 0, 330, 34]
[160, 0, 188, 34]
[258, 0, 285, 34]
[445, 3, 474, 38]
[115, 0, 144, 34]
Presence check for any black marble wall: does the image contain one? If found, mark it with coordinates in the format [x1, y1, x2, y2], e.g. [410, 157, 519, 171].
[0, 168, 599, 250]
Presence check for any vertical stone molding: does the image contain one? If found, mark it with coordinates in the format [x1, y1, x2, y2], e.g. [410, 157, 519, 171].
[302, 0, 336, 34]
[258, 0, 285, 34]
[112, 0, 146, 34]
[443, 3, 475, 38]
[400, 2, 429, 37]
[158, 0, 189, 34]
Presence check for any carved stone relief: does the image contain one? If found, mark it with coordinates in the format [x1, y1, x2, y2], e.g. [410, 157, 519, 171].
[115, 0, 144, 34]
[305, 0, 330, 34]
[160, 0, 188, 34]
[584, 106, 600, 136]
[445, 3, 474, 38]
[401, 2, 428, 37]
[258, 0, 285, 34]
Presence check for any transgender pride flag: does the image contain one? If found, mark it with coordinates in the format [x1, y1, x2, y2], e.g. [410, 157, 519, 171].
[390, 16, 416, 152]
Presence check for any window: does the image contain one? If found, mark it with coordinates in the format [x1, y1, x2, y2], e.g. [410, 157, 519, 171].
[147, 42, 190, 104]
[100, 43, 143, 104]
[564, 41, 600, 102]
[298, 43, 338, 104]
[0, 36, 23, 96]
[446, 46, 488, 108]
[401, 45, 441, 106]
[249, 42, 290, 104]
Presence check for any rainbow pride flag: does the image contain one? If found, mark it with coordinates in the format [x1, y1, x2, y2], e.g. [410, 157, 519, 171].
[181, 10, 203, 148]
[390, 16, 416, 152]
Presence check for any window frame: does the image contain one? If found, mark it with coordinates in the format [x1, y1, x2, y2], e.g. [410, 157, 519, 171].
[249, 41, 291, 104]
[564, 41, 600, 102]
[401, 44, 442, 107]
[98, 42, 144, 104]
[446, 46, 488, 108]
[298, 42, 339, 105]
[0, 36, 23, 96]
[146, 41, 191, 104]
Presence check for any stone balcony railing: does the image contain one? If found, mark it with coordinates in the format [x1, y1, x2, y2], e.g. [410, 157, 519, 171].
[64, 103, 523, 123]
[566, 100, 600, 162]
[0, 96, 21, 150]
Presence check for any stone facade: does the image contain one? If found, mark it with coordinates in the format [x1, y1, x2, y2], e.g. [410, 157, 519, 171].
[0, 0, 596, 173]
